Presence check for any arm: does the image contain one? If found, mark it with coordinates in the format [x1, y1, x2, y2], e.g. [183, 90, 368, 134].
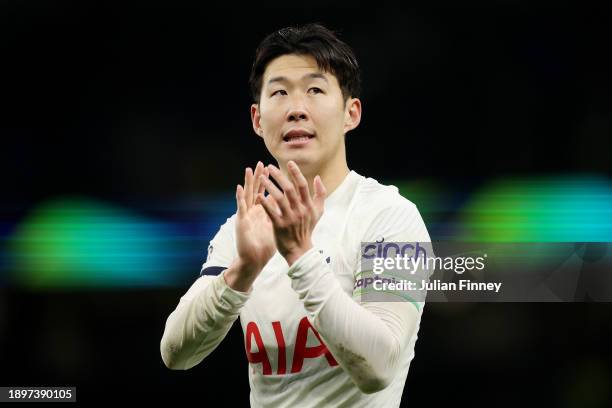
[160, 264, 250, 370]
[287, 247, 420, 393]
[288, 202, 430, 393]
[161, 162, 276, 369]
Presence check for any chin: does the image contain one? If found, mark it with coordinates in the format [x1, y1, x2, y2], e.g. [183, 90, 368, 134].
[278, 151, 314, 166]
[284, 159, 318, 176]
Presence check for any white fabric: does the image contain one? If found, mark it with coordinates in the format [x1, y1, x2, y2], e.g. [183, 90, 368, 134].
[160, 170, 432, 407]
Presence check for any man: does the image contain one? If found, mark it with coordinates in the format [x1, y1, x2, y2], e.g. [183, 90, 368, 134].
[160, 24, 432, 407]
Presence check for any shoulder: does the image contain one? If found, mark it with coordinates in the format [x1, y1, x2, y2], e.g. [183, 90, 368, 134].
[352, 172, 418, 216]
[200, 213, 238, 275]
[214, 213, 237, 237]
[348, 172, 430, 241]
[208, 213, 238, 251]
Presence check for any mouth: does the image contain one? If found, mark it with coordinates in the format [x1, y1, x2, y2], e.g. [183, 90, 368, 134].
[282, 129, 315, 146]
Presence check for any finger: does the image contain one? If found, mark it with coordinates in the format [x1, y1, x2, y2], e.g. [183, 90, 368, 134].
[244, 167, 254, 208]
[255, 167, 269, 207]
[259, 193, 282, 224]
[261, 175, 292, 216]
[257, 166, 269, 198]
[251, 161, 264, 206]
[313, 175, 327, 213]
[236, 184, 247, 218]
[286, 160, 313, 207]
[268, 164, 300, 209]
[265, 192, 282, 215]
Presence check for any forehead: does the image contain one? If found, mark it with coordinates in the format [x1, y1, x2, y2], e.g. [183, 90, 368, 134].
[262, 54, 338, 87]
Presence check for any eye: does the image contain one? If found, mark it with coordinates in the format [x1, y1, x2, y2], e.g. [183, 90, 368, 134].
[271, 90, 287, 96]
[308, 87, 323, 94]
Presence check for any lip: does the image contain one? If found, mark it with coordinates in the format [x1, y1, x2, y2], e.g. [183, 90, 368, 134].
[282, 128, 315, 146]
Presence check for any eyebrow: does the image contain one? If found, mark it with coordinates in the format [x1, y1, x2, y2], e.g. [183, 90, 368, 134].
[267, 72, 329, 86]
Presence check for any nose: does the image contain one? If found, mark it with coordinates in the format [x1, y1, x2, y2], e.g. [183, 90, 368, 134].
[286, 97, 309, 122]
[287, 109, 308, 122]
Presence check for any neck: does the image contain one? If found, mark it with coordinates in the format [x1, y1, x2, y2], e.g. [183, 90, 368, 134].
[278, 153, 349, 198]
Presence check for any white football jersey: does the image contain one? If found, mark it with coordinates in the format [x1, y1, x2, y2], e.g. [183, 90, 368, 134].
[163, 170, 432, 407]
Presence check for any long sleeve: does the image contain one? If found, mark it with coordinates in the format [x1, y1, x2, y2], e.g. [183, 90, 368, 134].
[288, 201, 431, 394]
[288, 248, 419, 393]
[160, 271, 250, 370]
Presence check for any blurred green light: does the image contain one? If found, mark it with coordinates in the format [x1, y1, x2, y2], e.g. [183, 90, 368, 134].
[8, 197, 179, 288]
[457, 176, 612, 242]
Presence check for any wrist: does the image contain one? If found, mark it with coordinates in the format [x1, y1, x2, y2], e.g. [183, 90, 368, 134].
[234, 256, 264, 275]
[223, 257, 263, 292]
[283, 243, 313, 267]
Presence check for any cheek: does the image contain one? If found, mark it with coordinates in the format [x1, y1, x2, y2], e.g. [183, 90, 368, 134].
[316, 106, 345, 134]
[259, 104, 284, 132]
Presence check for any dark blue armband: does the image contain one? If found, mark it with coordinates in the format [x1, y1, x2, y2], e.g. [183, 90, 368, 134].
[199, 266, 227, 277]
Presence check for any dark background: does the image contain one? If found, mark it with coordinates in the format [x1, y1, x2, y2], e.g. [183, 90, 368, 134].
[1, 2, 611, 406]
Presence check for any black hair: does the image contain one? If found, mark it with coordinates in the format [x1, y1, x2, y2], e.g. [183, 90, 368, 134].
[249, 23, 361, 104]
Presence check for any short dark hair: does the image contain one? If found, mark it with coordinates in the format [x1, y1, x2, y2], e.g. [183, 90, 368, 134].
[249, 24, 361, 104]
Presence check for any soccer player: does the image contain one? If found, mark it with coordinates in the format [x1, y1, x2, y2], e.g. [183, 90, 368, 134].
[160, 24, 432, 407]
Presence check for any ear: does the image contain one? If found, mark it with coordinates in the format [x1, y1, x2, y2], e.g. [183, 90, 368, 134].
[251, 103, 264, 139]
[343, 98, 362, 134]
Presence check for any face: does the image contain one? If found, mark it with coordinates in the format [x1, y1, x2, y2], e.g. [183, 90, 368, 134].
[251, 54, 361, 175]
